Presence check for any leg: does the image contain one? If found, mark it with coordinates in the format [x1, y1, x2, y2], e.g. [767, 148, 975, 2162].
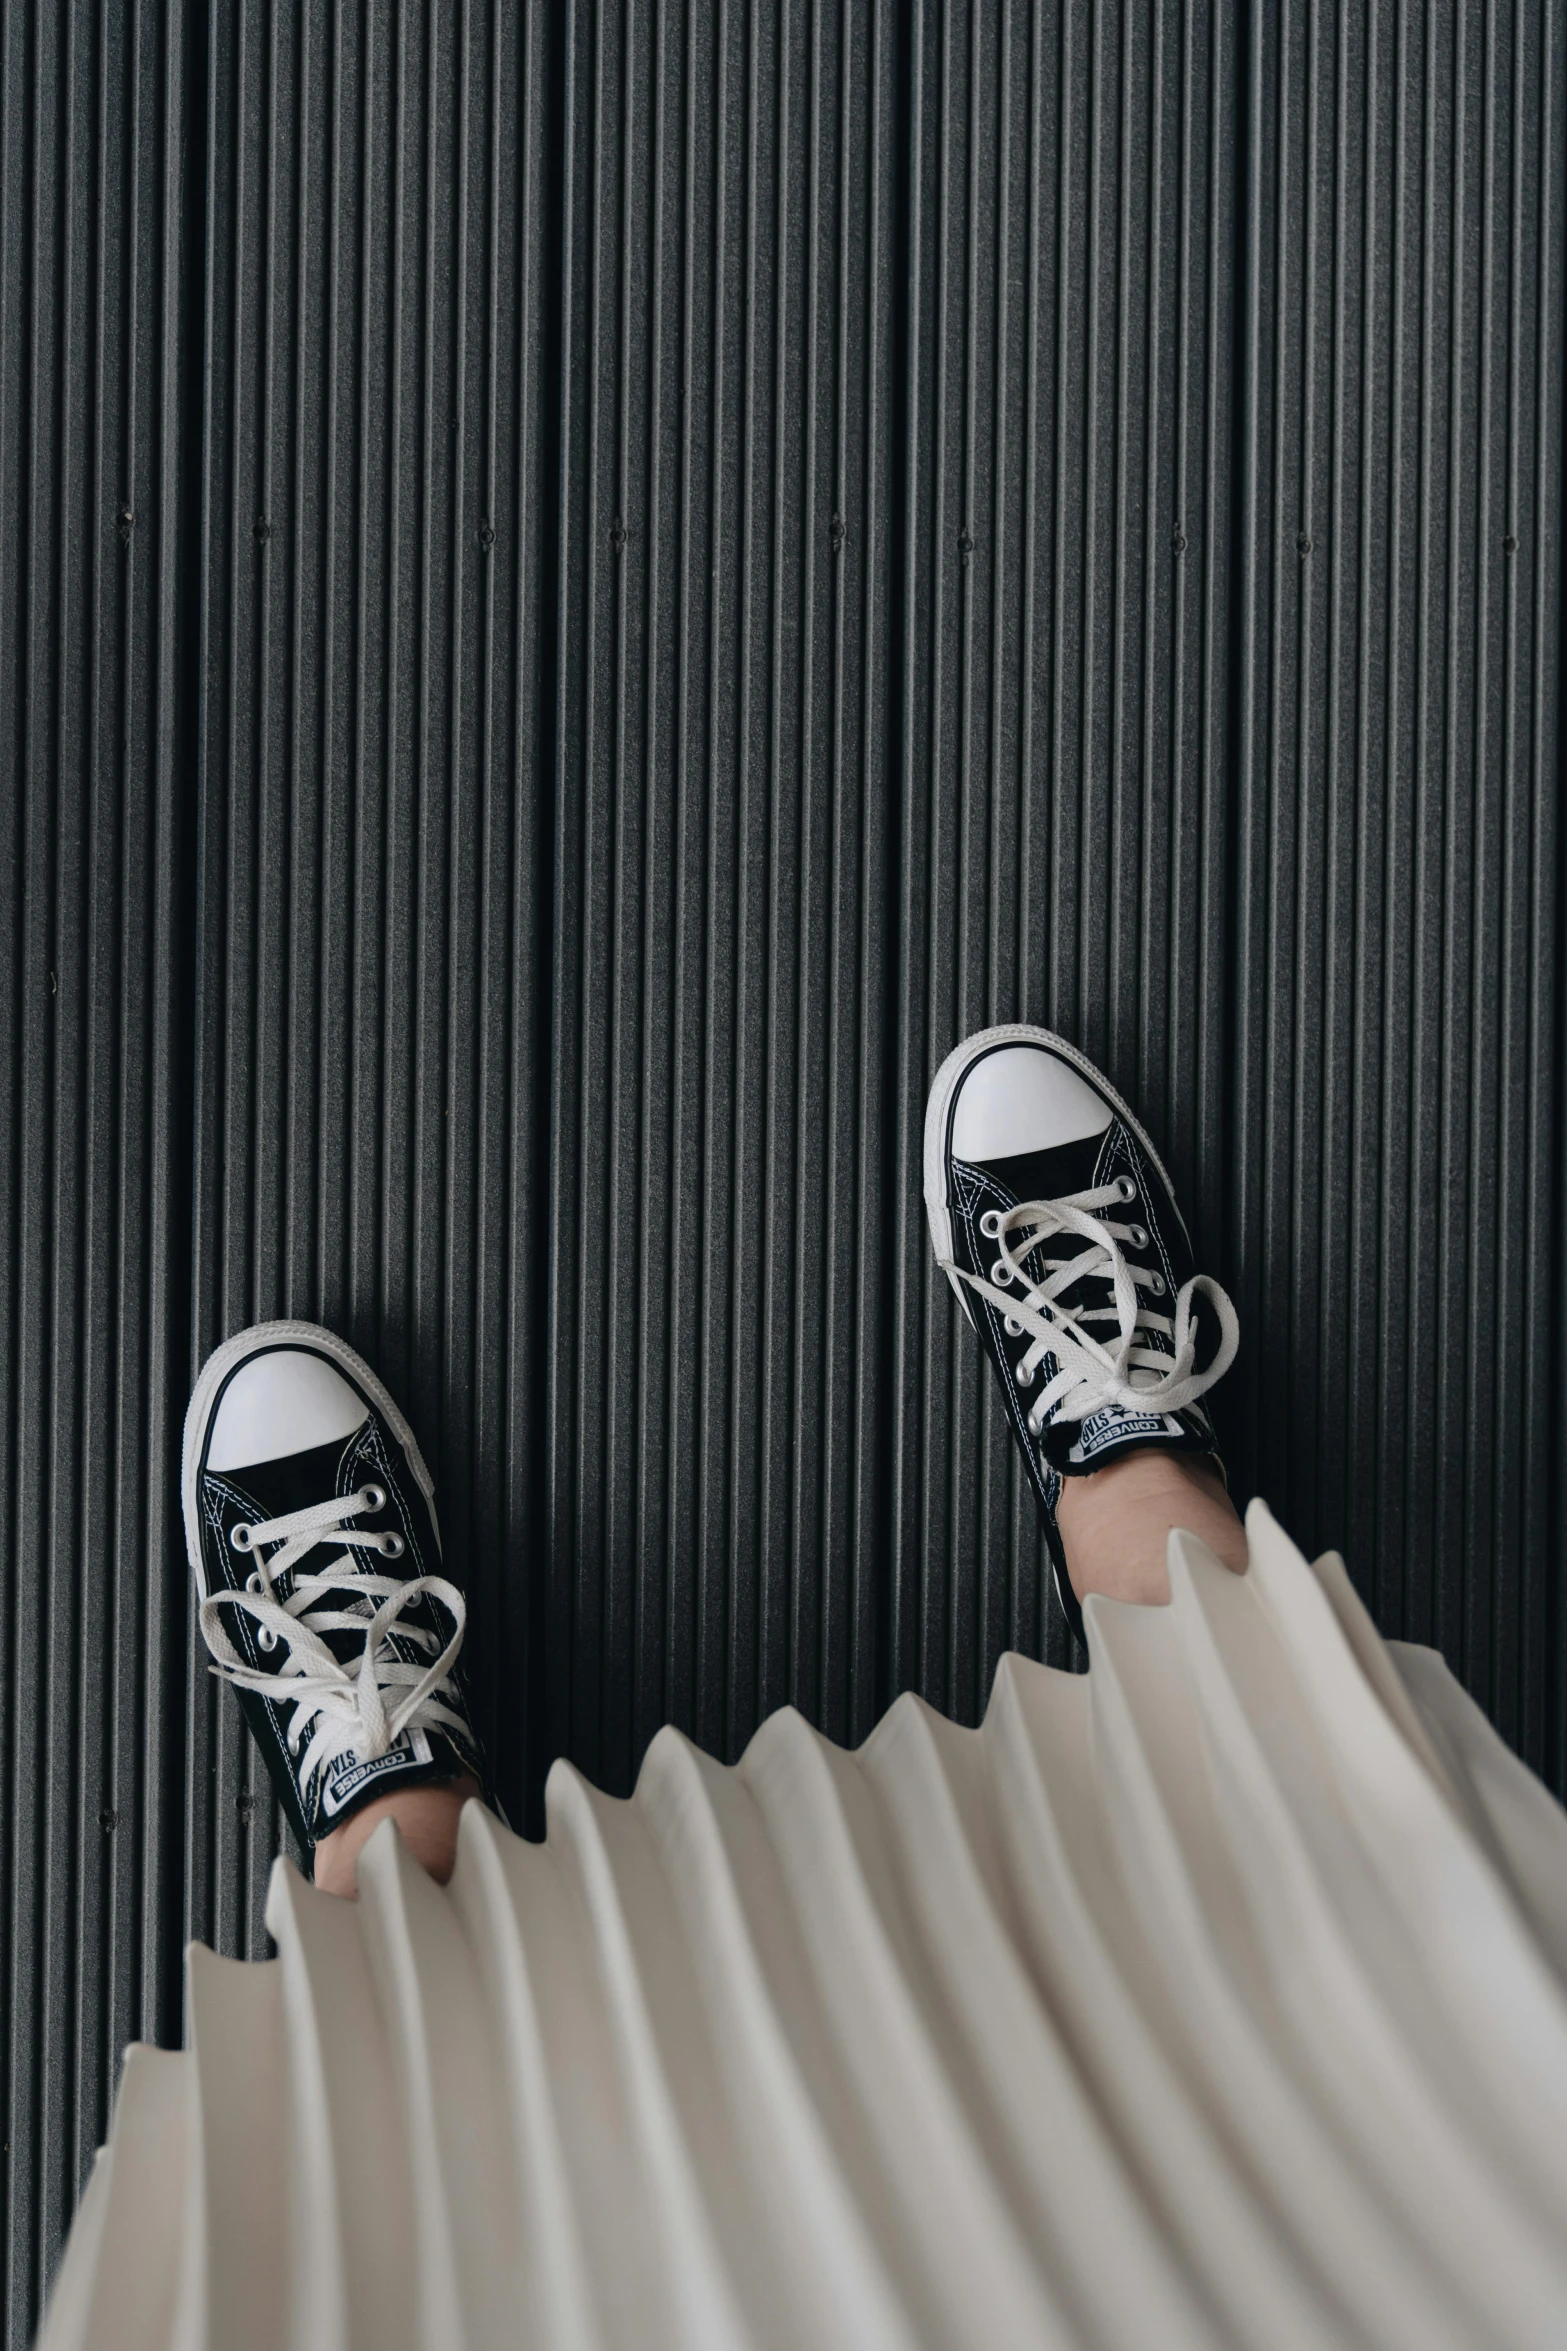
[1056, 1451, 1245, 1609]
[313, 1773, 481, 1899]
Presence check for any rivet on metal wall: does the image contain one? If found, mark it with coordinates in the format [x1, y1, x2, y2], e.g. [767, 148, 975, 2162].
[610, 515, 628, 550]
[1296, 532, 1313, 555]
[1173, 531, 1187, 553]
[479, 521, 495, 550]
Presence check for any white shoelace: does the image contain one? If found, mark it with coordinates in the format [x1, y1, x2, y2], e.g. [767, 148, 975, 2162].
[199, 1486, 469, 1803]
[942, 1176, 1239, 1437]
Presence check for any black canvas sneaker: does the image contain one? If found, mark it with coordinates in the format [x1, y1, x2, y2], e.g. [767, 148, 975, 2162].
[924, 1026, 1239, 1648]
[182, 1321, 489, 1853]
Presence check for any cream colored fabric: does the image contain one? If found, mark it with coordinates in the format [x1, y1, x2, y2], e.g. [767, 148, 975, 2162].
[41, 1504, 1567, 2350]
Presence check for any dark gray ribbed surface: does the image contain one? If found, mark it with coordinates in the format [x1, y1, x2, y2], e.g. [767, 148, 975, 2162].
[188, 0, 553, 1955]
[1231, 0, 1566, 1789]
[3, 5, 1565, 2343]
[892, 0, 1239, 1714]
[548, 0, 897, 1787]
[0, 4, 196, 2339]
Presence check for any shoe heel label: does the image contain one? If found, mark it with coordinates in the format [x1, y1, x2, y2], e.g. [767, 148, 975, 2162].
[320, 1728, 434, 1819]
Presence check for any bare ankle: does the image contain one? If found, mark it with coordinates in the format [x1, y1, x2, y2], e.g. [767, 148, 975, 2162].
[1056, 1451, 1245, 1609]
[312, 1776, 479, 1899]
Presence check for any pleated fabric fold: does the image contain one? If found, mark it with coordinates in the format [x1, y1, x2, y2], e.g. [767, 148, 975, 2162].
[40, 1505, 1567, 2351]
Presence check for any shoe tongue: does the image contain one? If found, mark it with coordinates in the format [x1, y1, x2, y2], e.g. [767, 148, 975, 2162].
[1043, 1407, 1194, 1474]
[969, 1124, 1215, 1481]
[980, 1128, 1183, 1469]
[229, 1434, 388, 1667]
[973, 1131, 1113, 1293]
[975, 1129, 1109, 1208]
[225, 1433, 356, 1524]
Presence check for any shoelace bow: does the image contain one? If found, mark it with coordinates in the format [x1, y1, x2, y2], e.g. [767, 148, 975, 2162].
[199, 1485, 469, 1803]
[943, 1176, 1238, 1436]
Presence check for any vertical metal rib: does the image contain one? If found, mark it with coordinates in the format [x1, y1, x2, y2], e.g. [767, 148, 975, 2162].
[0, 1, 193, 2336]
[188, 0, 552, 1951]
[550, 0, 896, 1793]
[893, 0, 1240, 1713]
[1235, 0, 1565, 1781]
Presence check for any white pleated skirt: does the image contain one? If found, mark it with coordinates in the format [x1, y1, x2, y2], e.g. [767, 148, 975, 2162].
[39, 1503, 1567, 2351]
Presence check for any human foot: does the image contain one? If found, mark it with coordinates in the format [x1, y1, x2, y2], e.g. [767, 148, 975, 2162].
[924, 1026, 1240, 1645]
[182, 1322, 490, 1870]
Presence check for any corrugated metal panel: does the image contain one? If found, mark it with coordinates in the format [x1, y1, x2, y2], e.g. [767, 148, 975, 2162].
[548, 0, 898, 1787]
[1231, 0, 1566, 1787]
[0, 4, 195, 2340]
[892, 1, 1240, 1709]
[187, 0, 554, 1952]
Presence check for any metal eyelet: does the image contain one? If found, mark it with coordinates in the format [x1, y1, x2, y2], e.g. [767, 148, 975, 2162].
[979, 1209, 1002, 1238]
[229, 1522, 254, 1551]
[359, 1484, 387, 1512]
[1128, 1223, 1149, 1249]
[380, 1531, 406, 1559]
[1004, 1316, 1023, 1337]
[246, 1571, 278, 1650]
[1116, 1175, 1137, 1203]
[990, 1259, 1011, 1285]
[1015, 1362, 1034, 1389]
[1148, 1271, 1166, 1298]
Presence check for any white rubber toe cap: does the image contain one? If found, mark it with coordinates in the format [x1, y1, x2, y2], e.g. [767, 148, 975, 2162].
[206, 1348, 369, 1472]
[949, 1043, 1111, 1161]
